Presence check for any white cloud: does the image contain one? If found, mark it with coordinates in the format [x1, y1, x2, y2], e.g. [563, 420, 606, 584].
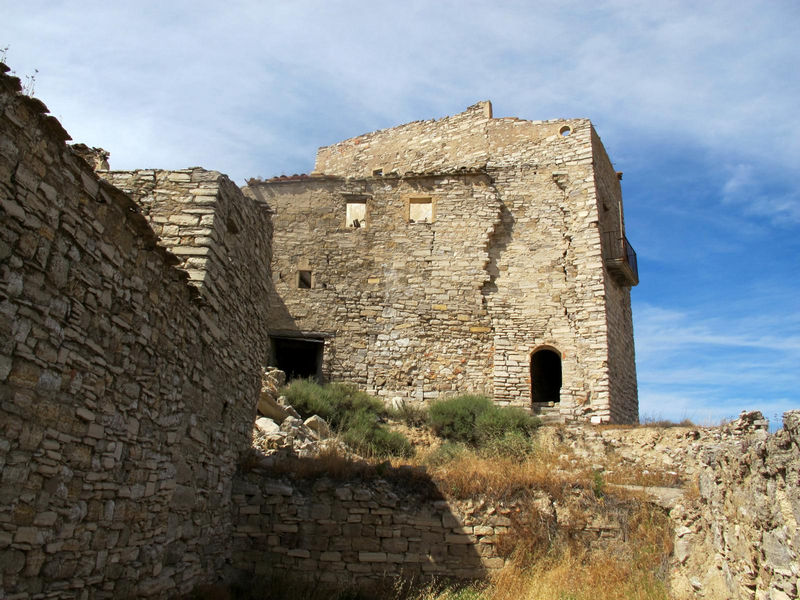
[634, 302, 800, 425]
[721, 163, 800, 224]
[4, 1, 800, 182]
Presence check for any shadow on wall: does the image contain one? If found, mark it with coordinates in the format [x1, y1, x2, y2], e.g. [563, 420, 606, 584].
[266, 281, 330, 382]
[229, 457, 500, 594]
[481, 201, 515, 296]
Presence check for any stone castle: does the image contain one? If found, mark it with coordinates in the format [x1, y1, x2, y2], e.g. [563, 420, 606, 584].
[3, 63, 798, 600]
[1, 63, 637, 597]
[247, 100, 639, 424]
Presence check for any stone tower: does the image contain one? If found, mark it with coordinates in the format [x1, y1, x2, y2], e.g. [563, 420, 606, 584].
[246, 101, 638, 423]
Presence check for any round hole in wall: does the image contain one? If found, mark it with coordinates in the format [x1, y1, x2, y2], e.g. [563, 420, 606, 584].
[559, 125, 572, 137]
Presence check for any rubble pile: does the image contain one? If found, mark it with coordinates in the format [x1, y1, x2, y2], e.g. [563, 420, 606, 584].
[250, 368, 348, 460]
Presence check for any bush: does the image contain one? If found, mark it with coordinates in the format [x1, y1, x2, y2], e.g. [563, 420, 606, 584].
[479, 430, 536, 458]
[423, 441, 470, 467]
[475, 405, 540, 445]
[429, 394, 541, 450]
[283, 380, 385, 430]
[429, 395, 494, 444]
[340, 409, 414, 458]
[389, 401, 430, 427]
[281, 379, 412, 458]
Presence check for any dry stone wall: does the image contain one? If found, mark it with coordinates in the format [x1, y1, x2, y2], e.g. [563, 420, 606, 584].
[0, 64, 272, 598]
[589, 129, 638, 423]
[231, 474, 504, 588]
[253, 102, 638, 423]
[101, 167, 274, 354]
[482, 156, 609, 419]
[540, 412, 800, 600]
[229, 470, 630, 591]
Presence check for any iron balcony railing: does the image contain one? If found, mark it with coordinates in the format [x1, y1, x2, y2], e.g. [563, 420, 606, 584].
[602, 232, 639, 286]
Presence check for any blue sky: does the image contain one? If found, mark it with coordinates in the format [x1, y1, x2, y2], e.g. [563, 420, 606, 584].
[4, 0, 798, 427]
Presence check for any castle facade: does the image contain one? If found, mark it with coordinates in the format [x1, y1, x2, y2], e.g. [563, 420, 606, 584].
[246, 101, 638, 423]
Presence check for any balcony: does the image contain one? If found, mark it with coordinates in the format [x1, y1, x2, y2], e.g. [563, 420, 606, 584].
[602, 232, 639, 286]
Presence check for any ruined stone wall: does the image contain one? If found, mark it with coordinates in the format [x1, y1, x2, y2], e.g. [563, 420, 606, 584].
[539, 412, 800, 600]
[315, 100, 587, 177]
[0, 65, 272, 598]
[670, 412, 800, 600]
[315, 101, 495, 176]
[247, 173, 499, 403]
[259, 103, 637, 422]
[229, 471, 628, 590]
[101, 168, 274, 355]
[230, 474, 506, 588]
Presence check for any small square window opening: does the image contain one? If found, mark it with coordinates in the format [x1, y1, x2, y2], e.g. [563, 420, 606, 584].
[409, 197, 433, 223]
[298, 270, 312, 289]
[346, 201, 367, 228]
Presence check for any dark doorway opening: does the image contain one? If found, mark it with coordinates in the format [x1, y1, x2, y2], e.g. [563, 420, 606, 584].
[271, 336, 324, 382]
[531, 349, 561, 404]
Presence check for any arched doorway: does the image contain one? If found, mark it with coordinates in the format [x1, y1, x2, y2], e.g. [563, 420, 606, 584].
[531, 348, 561, 404]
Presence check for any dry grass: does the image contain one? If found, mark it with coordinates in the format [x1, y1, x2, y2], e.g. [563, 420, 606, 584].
[259, 446, 374, 480]
[601, 455, 684, 488]
[252, 446, 444, 498]
[250, 442, 587, 503]
[400, 435, 675, 600]
[428, 498, 673, 600]
[485, 550, 670, 600]
[427, 453, 571, 500]
[681, 475, 701, 503]
[411, 443, 587, 502]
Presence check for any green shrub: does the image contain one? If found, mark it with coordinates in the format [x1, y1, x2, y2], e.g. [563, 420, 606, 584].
[429, 394, 540, 452]
[281, 378, 335, 420]
[592, 469, 605, 499]
[281, 379, 412, 458]
[389, 401, 430, 427]
[283, 380, 385, 430]
[429, 395, 494, 444]
[475, 406, 540, 444]
[478, 430, 536, 458]
[340, 409, 414, 458]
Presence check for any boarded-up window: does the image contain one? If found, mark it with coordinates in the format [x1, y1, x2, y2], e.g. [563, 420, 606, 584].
[409, 197, 433, 223]
[346, 201, 367, 228]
